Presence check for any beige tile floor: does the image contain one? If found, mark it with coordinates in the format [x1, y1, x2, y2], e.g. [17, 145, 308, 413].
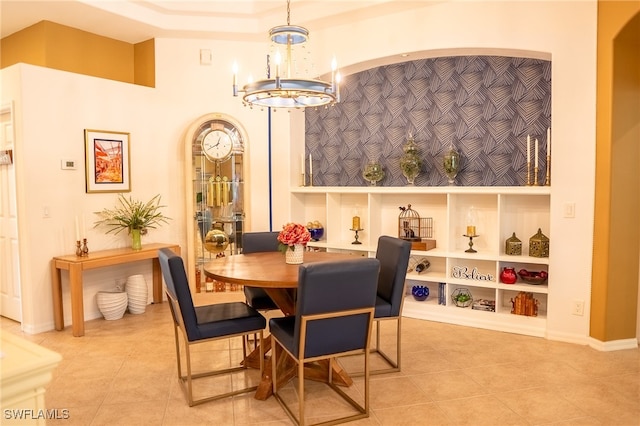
[2, 293, 639, 426]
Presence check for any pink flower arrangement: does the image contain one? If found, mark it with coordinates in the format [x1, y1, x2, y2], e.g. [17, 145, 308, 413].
[277, 222, 311, 252]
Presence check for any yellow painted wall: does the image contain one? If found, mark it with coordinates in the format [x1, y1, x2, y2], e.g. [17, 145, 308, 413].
[592, 2, 640, 341]
[134, 39, 155, 88]
[1, 21, 154, 87]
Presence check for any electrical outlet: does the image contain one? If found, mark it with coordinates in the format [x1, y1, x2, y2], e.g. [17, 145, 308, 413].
[572, 299, 584, 316]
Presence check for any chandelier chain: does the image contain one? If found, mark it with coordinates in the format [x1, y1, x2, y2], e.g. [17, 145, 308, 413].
[287, 0, 291, 25]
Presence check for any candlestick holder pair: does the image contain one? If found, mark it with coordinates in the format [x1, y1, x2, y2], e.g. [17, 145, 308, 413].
[525, 157, 551, 186]
[76, 239, 89, 257]
[299, 172, 314, 187]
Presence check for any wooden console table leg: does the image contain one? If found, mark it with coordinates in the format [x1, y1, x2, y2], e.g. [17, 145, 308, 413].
[68, 264, 85, 337]
[152, 258, 163, 304]
[51, 261, 64, 331]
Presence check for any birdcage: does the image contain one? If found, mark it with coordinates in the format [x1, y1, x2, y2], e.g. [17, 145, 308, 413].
[398, 204, 435, 250]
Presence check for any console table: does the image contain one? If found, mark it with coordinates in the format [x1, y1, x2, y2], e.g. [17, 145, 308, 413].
[51, 243, 180, 337]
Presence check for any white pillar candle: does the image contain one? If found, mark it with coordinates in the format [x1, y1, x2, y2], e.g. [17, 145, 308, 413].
[527, 135, 530, 163]
[301, 154, 305, 173]
[309, 154, 313, 175]
[535, 139, 539, 168]
[75, 216, 80, 241]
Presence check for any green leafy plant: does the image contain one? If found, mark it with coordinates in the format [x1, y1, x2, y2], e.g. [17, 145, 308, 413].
[94, 194, 170, 235]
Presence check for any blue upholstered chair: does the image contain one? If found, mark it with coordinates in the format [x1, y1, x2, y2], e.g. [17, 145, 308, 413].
[371, 235, 412, 374]
[270, 257, 380, 426]
[158, 248, 266, 406]
[242, 232, 280, 311]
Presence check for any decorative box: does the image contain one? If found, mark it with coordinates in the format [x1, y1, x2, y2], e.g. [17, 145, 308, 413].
[529, 228, 549, 258]
[505, 232, 522, 256]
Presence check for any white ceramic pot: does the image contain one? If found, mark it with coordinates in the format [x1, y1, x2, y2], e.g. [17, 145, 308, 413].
[96, 291, 128, 320]
[285, 244, 305, 264]
[126, 274, 148, 314]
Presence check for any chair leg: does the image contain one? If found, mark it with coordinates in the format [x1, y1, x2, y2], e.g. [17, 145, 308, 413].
[371, 317, 401, 375]
[298, 358, 305, 426]
[346, 317, 401, 377]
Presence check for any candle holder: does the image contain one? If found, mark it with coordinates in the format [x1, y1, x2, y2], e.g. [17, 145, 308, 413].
[526, 161, 532, 186]
[350, 228, 363, 245]
[309, 173, 314, 187]
[463, 234, 479, 253]
[75, 240, 83, 257]
[545, 155, 550, 186]
[534, 166, 539, 186]
[300, 172, 306, 187]
[81, 238, 89, 257]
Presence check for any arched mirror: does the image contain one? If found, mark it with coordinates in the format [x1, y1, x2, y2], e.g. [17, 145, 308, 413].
[183, 113, 247, 293]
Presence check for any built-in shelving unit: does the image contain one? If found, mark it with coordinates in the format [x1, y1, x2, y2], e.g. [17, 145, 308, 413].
[290, 186, 551, 337]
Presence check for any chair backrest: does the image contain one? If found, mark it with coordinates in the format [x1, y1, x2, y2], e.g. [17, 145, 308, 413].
[158, 248, 200, 341]
[242, 231, 280, 254]
[294, 257, 380, 359]
[375, 235, 412, 317]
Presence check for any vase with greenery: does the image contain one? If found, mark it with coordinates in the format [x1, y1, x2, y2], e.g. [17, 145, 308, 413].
[94, 194, 170, 250]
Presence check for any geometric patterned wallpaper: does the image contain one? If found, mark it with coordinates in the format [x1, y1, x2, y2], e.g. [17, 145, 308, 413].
[305, 56, 551, 186]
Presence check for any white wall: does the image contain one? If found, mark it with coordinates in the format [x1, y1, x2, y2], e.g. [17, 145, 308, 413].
[1, 0, 598, 343]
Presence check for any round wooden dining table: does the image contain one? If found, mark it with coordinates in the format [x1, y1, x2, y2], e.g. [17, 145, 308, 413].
[202, 250, 363, 400]
[203, 250, 356, 315]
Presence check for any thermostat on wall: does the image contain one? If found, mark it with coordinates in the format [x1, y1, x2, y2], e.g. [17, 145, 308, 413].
[61, 159, 76, 170]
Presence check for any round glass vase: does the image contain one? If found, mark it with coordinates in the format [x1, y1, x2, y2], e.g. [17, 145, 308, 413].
[400, 136, 422, 185]
[443, 145, 460, 185]
[362, 160, 385, 186]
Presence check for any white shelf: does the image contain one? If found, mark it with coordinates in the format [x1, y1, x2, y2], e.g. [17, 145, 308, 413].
[291, 185, 550, 337]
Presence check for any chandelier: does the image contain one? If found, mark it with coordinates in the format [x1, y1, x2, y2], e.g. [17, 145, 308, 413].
[232, 0, 340, 109]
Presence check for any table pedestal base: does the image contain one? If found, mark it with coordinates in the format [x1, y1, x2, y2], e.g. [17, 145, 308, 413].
[244, 336, 353, 400]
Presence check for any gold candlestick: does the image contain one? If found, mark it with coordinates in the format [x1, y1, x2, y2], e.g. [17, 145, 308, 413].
[300, 172, 306, 187]
[545, 155, 551, 186]
[534, 166, 539, 186]
[526, 161, 532, 186]
[350, 228, 363, 245]
[309, 173, 313, 187]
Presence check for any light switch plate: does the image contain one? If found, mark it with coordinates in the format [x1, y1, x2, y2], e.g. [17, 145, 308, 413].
[61, 159, 76, 170]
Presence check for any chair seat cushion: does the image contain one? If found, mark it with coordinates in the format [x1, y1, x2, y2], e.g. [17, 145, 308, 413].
[269, 316, 296, 353]
[374, 296, 393, 318]
[244, 286, 278, 310]
[194, 302, 266, 340]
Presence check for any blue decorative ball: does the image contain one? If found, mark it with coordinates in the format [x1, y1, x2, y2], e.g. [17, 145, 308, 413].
[411, 285, 429, 301]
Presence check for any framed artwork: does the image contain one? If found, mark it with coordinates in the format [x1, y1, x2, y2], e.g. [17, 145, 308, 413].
[84, 129, 131, 193]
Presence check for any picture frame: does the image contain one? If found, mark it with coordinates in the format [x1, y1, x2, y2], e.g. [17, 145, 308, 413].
[84, 129, 131, 193]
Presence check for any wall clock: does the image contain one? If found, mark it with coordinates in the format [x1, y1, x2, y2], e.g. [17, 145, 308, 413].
[200, 120, 238, 162]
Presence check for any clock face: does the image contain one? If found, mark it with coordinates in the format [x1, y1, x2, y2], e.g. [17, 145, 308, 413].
[202, 129, 233, 161]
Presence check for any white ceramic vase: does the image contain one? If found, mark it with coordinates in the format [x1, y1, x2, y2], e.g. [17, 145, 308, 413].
[126, 274, 148, 314]
[285, 244, 305, 265]
[96, 291, 128, 320]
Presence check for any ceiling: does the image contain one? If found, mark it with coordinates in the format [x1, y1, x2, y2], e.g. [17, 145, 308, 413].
[1, 0, 433, 44]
